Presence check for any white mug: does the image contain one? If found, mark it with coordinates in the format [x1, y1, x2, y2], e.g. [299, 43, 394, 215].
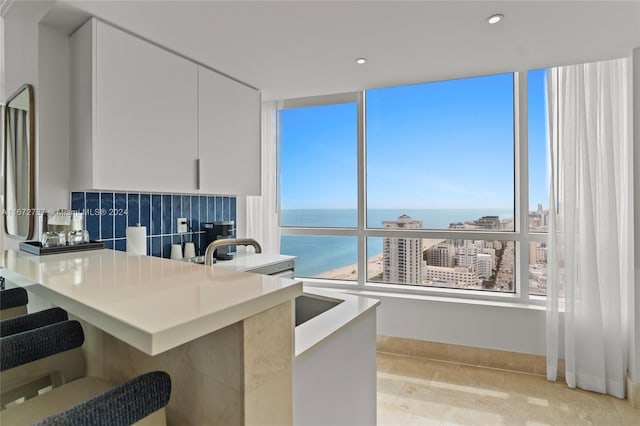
[184, 242, 196, 259]
[170, 244, 183, 260]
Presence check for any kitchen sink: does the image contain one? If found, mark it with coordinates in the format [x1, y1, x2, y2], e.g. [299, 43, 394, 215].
[294, 294, 341, 327]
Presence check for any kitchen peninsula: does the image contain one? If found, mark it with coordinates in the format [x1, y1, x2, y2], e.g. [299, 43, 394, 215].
[1, 248, 302, 425]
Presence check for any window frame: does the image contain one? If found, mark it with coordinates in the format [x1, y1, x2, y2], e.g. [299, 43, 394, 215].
[279, 71, 547, 306]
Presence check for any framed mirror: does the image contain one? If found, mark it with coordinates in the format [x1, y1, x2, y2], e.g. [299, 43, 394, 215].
[3, 84, 35, 240]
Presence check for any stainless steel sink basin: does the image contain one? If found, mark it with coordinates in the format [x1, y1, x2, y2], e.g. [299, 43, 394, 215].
[295, 294, 341, 327]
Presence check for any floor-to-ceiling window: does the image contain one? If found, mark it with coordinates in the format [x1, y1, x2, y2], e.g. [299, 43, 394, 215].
[527, 68, 550, 297]
[279, 94, 360, 280]
[280, 71, 549, 303]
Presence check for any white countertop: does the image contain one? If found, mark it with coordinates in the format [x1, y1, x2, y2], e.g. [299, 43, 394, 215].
[1, 249, 302, 356]
[212, 252, 295, 273]
[295, 287, 380, 357]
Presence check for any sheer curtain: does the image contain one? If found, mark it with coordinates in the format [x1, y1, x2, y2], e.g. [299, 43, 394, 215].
[246, 101, 280, 254]
[546, 57, 633, 398]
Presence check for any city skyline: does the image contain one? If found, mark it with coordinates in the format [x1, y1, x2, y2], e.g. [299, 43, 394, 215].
[281, 209, 548, 294]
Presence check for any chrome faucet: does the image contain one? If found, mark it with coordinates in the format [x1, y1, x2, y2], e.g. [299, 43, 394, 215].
[204, 238, 262, 265]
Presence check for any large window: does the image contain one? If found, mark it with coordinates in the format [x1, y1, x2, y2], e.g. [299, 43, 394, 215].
[279, 96, 360, 281]
[527, 68, 550, 296]
[366, 73, 514, 231]
[280, 102, 358, 226]
[280, 72, 548, 301]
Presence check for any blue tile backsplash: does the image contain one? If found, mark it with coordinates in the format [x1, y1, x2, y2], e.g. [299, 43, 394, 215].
[70, 191, 236, 258]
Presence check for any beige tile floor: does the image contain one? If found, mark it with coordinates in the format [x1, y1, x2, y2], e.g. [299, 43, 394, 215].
[377, 352, 639, 426]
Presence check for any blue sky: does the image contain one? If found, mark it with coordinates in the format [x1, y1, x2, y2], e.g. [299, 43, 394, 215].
[528, 68, 549, 211]
[280, 71, 548, 211]
[280, 103, 358, 209]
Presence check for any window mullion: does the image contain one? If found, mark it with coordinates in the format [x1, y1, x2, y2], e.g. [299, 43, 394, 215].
[515, 71, 530, 302]
[357, 91, 366, 289]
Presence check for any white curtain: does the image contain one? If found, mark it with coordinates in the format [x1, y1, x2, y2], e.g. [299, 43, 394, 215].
[246, 101, 280, 254]
[546, 57, 633, 398]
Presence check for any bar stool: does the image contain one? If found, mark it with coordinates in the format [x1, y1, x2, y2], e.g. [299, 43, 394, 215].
[0, 320, 171, 425]
[1, 320, 85, 408]
[0, 308, 71, 406]
[1, 307, 69, 337]
[0, 287, 28, 319]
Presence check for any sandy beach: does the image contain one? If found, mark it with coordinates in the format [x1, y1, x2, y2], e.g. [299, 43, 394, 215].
[315, 253, 384, 280]
[314, 238, 445, 281]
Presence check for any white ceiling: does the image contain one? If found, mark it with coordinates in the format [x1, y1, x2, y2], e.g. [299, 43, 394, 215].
[46, 0, 640, 100]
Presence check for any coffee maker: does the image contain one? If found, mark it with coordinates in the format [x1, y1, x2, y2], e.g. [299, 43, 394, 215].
[203, 221, 235, 260]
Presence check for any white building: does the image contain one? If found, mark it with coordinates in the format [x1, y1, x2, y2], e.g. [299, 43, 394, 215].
[382, 215, 423, 284]
[529, 242, 548, 264]
[482, 247, 496, 265]
[477, 253, 493, 279]
[424, 265, 478, 285]
[455, 241, 478, 269]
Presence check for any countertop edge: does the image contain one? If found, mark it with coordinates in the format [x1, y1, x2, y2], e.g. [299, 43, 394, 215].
[1, 276, 156, 354]
[294, 287, 380, 358]
[151, 282, 302, 355]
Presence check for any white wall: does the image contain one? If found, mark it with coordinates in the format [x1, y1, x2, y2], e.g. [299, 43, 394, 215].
[336, 290, 552, 356]
[37, 23, 70, 213]
[3, 0, 70, 249]
[632, 46, 640, 386]
[3, 0, 48, 249]
[1, 14, 4, 254]
[3, 1, 48, 97]
[0, 14, 4, 102]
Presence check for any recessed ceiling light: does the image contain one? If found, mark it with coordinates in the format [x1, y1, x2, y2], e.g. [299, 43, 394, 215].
[487, 14, 503, 24]
[355, 58, 367, 65]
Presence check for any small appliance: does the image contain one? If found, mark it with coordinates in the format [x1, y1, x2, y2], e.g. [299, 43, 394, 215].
[203, 221, 234, 260]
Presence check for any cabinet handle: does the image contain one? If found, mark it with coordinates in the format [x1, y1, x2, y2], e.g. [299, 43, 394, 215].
[196, 159, 201, 190]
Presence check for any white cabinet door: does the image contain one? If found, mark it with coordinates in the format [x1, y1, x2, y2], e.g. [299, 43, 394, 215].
[198, 66, 261, 195]
[93, 21, 198, 193]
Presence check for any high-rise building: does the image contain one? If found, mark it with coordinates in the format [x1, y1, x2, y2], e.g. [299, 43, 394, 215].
[426, 243, 455, 267]
[473, 240, 486, 251]
[529, 241, 538, 265]
[482, 247, 496, 266]
[382, 215, 423, 284]
[477, 253, 492, 279]
[475, 216, 501, 230]
[529, 241, 548, 264]
[529, 205, 549, 229]
[455, 241, 478, 270]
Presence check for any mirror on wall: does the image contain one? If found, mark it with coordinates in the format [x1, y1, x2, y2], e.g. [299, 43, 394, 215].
[3, 84, 35, 240]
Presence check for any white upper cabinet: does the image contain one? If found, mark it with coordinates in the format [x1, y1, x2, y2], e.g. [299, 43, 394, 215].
[70, 19, 261, 195]
[198, 67, 261, 195]
[70, 19, 198, 193]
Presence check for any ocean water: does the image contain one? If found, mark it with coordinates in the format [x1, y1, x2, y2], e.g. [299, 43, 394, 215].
[280, 208, 513, 277]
